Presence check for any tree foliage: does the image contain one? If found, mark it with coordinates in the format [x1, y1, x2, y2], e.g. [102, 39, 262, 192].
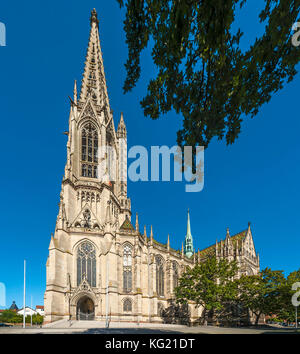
[117, 0, 300, 148]
[175, 256, 238, 322]
[277, 269, 300, 322]
[236, 268, 286, 324]
[0, 310, 44, 325]
[175, 261, 299, 325]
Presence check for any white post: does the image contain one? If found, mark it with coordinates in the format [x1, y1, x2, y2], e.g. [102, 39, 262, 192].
[105, 257, 109, 328]
[23, 260, 26, 329]
[31, 296, 33, 327]
[296, 306, 298, 329]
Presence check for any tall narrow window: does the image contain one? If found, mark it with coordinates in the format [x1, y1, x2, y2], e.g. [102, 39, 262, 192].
[156, 256, 164, 297]
[123, 244, 132, 292]
[172, 261, 179, 291]
[123, 298, 132, 312]
[77, 241, 96, 287]
[81, 123, 98, 178]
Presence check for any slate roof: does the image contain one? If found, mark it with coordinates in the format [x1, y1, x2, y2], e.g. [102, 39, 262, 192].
[199, 229, 248, 258]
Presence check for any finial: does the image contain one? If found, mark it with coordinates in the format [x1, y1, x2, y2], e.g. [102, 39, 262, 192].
[167, 234, 170, 250]
[135, 213, 139, 232]
[90, 8, 99, 27]
[226, 227, 230, 240]
[150, 225, 153, 245]
[74, 80, 77, 104]
[143, 225, 147, 238]
[248, 221, 251, 228]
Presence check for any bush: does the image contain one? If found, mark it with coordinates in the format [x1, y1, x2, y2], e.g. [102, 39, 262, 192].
[0, 310, 43, 325]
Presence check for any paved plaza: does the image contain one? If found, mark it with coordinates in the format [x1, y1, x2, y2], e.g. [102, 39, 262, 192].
[0, 320, 298, 334]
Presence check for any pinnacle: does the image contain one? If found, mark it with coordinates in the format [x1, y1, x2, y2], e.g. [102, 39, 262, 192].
[90, 8, 99, 27]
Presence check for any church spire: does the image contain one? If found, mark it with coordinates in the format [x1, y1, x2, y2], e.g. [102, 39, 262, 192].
[184, 209, 194, 258]
[79, 9, 110, 109]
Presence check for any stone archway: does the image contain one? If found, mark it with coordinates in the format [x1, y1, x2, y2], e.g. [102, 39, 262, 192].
[76, 296, 95, 320]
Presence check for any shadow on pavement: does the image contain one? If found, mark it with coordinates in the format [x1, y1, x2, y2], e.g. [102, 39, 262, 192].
[73, 328, 185, 334]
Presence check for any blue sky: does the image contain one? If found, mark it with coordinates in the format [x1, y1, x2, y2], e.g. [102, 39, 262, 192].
[0, 1, 299, 309]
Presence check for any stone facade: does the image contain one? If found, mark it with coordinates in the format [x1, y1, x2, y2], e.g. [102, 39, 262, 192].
[44, 9, 260, 324]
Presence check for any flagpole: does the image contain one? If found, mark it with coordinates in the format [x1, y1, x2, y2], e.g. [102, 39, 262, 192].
[31, 295, 33, 327]
[23, 260, 26, 329]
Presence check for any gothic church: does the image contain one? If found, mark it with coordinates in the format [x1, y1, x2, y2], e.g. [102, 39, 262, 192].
[44, 9, 260, 323]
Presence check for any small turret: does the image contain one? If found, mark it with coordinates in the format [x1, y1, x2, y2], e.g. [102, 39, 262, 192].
[117, 112, 127, 138]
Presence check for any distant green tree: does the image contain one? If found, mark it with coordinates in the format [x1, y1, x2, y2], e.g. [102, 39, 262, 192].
[25, 314, 44, 325]
[175, 256, 238, 323]
[116, 0, 300, 150]
[277, 269, 300, 323]
[0, 310, 23, 324]
[236, 267, 286, 324]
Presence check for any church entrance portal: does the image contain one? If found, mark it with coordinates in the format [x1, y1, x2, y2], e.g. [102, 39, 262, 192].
[76, 296, 95, 320]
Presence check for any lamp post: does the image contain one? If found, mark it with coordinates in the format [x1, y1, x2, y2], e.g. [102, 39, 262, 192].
[30, 296, 33, 327]
[23, 260, 26, 329]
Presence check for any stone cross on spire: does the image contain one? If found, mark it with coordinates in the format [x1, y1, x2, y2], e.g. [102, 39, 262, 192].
[184, 208, 194, 258]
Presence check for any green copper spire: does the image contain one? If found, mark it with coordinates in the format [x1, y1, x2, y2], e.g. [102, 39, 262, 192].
[184, 209, 194, 258]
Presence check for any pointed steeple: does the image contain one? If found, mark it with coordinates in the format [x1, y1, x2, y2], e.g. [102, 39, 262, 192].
[117, 112, 127, 138]
[167, 234, 170, 251]
[79, 9, 110, 109]
[184, 209, 194, 258]
[143, 225, 147, 239]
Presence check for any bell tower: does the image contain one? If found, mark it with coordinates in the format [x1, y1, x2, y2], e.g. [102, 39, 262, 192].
[44, 9, 132, 323]
[60, 8, 131, 232]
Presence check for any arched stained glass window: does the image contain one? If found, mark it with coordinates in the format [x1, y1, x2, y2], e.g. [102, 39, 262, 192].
[77, 241, 96, 287]
[123, 244, 132, 292]
[123, 298, 132, 312]
[81, 123, 98, 178]
[156, 256, 164, 297]
[172, 261, 179, 290]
